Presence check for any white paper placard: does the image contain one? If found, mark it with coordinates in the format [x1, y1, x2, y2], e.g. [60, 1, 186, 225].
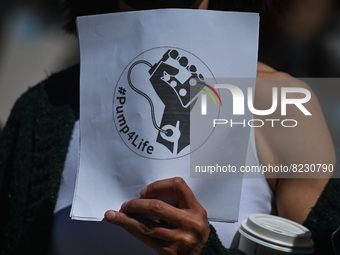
[72, 9, 259, 222]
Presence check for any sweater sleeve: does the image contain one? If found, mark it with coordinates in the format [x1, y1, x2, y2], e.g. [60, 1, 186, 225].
[200, 224, 247, 255]
[0, 82, 76, 254]
[0, 85, 40, 253]
[303, 167, 340, 255]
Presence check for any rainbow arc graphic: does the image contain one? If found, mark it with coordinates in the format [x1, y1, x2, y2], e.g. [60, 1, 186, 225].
[198, 82, 222, 106]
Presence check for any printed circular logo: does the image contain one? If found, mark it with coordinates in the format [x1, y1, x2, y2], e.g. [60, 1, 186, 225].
[113, 47, 221, 159]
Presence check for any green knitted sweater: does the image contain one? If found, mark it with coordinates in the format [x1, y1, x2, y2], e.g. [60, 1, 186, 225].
[0, 64, 245, 254]
[0, 64, 339, 254]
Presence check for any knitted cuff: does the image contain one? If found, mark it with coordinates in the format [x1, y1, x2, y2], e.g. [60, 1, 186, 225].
[303, 178, 340, 255]
[200, 224, 247, 255]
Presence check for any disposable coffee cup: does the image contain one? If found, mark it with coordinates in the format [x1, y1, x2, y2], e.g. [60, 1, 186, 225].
[238, 214, 314, 254]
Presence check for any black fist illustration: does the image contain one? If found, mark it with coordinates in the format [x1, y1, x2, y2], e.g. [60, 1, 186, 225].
[148, 49, 206, 154]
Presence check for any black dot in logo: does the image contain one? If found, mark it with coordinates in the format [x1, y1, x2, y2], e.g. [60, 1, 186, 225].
[179, 56, 188, 67]
[189, 65, 197, 72]
[165, 129, 173, 137]
[170, 50, 179, 59]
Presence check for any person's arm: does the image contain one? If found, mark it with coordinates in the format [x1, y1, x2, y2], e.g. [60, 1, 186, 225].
[255, 62, 336, 224]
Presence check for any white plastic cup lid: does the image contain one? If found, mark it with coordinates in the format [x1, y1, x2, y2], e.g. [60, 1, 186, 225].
[240, 214, 314, 249]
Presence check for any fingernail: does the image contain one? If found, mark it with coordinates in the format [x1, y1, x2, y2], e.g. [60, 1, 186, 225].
[105, 210, 116, 222]
[121, 201, 128, 212]
[140, 186, 147, 196]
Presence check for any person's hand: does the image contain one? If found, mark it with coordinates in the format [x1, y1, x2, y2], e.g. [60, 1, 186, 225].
[105, 177, 210, 255]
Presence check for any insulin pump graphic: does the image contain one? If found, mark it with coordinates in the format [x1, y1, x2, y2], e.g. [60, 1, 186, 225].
[127, 49, 212, 154]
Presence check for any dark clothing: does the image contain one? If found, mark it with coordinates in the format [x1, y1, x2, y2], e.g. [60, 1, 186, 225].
[0, 65, 339, 254]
